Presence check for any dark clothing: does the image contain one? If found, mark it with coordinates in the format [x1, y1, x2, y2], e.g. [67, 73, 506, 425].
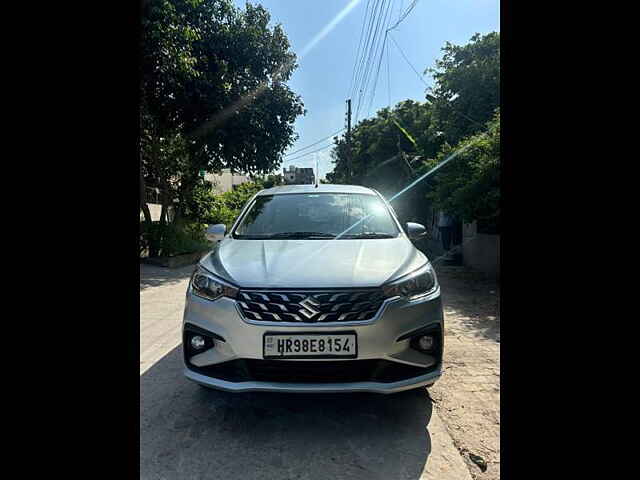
[439, 226, 453, 251]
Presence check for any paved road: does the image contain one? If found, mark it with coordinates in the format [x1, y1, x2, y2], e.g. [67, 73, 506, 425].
[140, 263, 471, 480]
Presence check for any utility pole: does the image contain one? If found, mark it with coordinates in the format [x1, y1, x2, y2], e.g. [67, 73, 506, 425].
[346, 98, 352, 183]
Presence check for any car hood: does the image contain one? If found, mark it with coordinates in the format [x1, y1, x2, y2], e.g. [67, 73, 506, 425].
[201, 237, 428, 288]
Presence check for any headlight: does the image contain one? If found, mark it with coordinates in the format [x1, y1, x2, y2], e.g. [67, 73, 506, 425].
[190, 265, 239, 301]
[382, 263, 438, 300]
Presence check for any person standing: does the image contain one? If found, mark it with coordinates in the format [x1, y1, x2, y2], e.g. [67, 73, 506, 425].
[437, 211, 455, 251]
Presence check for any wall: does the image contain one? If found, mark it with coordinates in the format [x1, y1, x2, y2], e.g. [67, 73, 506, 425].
[205, 169, 249, 194]
[462, 221, 500, 280]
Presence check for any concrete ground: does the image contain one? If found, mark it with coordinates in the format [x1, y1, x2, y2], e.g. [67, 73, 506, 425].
[140, 263, 478, 480]
[430, 266, 500, 480]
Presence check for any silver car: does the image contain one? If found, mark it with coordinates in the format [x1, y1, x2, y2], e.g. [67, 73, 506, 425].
[182, 184, 443, 394]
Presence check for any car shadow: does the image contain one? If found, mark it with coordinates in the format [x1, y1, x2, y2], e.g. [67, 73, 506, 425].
[141, 345, 433, 480]
[436, 266, 500, 343]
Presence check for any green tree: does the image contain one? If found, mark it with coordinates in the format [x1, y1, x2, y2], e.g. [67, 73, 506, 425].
[426, 32, 500, 144]
[140, 0, 304, 214]
[181, 180, 217, 223]
[208, 181, 265, 229]
[421, 109, 500, 232]
[325, 32, 500, 231]
[140, 0, 305, 254]
[325, 100, 442, 224]
[140, 0, 202, 229]
[326, 100, 440, 193]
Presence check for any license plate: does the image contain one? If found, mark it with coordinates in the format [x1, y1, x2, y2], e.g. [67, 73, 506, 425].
[263, 332, 357, 359]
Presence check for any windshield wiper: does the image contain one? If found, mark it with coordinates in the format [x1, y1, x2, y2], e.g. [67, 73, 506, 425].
[340, 232, 397, 239]
[267, 231, 336, 239]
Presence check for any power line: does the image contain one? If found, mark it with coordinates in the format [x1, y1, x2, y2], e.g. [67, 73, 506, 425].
[284, 128, 345, 157]
[364, 0, 395, 117]
[360, 1, 391, 118]
[386, 32, 391, 108]
[348, 0, 371, 97]
[386, 0, 418, 32]
[389, 32, 429, 86]
[353, 0, 386, 117]
[346, 0, 421, 131]
[397, 0, 405, 23]
[353, 0, 421, 123]
[387, 31, 484, 128]
[366, 33, 389, 116]
[353, 0, 387, 114]
[355, 0, 393, 122]
[283, 143, 334, 164]
[350, 0, 381, 100]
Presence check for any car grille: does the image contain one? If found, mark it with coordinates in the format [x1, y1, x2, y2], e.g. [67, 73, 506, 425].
[189, 359, 437, 384]
[236, 289, 387, 323]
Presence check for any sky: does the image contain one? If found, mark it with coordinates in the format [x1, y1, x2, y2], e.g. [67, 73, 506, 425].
[232, 0, 500, 180]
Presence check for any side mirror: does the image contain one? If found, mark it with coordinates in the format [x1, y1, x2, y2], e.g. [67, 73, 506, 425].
[406, 222, 426, 240]
[206, 224, 226, 242]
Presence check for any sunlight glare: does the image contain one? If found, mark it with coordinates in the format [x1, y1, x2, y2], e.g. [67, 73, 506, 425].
[299, 0, 363, 60]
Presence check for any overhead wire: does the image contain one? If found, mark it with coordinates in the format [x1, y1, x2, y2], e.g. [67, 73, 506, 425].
[389, 31, 484, 128]
[364, 0, 395, 117]
[353, 0, 387, 118]
[295, 0, 419, 175]
[353, 0, 386, 109]
[355, 0, 393, 122]
[386, 0, 418, 32]
[350, 0, 382, 101]
[348, 0, 372, 98]
[352, 0, 421, 123]
[386, 32, 391, 108]
[283, 128, 345, 157]
[283, 143, 335, 164]
[388, 32, 429, 86]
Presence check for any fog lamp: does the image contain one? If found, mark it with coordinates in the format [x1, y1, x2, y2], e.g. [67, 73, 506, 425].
[418, 335, 434, 351]
[190, 335, 206, 350]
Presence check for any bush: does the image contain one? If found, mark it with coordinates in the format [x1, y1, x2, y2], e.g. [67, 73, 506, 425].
[140, 221, 211, 258]
[181, 181, 218, 223]
[421, 109, 500, 231]
[207, 181, 265, 230]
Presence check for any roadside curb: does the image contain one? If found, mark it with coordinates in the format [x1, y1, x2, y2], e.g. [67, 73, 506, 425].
[422, 409, 474, 480]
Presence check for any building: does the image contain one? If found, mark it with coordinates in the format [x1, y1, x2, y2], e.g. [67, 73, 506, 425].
[204, 168, 249, 194]
[283, 165, 315, 185]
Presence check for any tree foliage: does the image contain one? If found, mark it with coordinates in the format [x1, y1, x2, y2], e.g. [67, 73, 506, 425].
[326, 100, 441, 197]
[421, 110, 500, 232]
[141, 0, 304, 171]
[140, 220, 211, 258]
[327, 32, 500, 231]
[427, 32, 500, 144]
[140, 0, 305, 255]
[140, 0, 304, 206]
[207, 181, 265, 229]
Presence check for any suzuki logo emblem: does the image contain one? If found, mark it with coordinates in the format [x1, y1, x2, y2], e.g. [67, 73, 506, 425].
[298, 296, 321, 320]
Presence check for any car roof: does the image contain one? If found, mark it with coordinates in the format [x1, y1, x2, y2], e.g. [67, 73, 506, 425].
[257, 184, 378, 196]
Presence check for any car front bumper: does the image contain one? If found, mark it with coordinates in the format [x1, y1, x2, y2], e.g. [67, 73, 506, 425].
[182, 286, 444, 394]
[184, 366, 442, 394]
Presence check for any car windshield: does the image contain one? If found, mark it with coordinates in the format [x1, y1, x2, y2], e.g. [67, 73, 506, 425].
[233, 193, 400, 239]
